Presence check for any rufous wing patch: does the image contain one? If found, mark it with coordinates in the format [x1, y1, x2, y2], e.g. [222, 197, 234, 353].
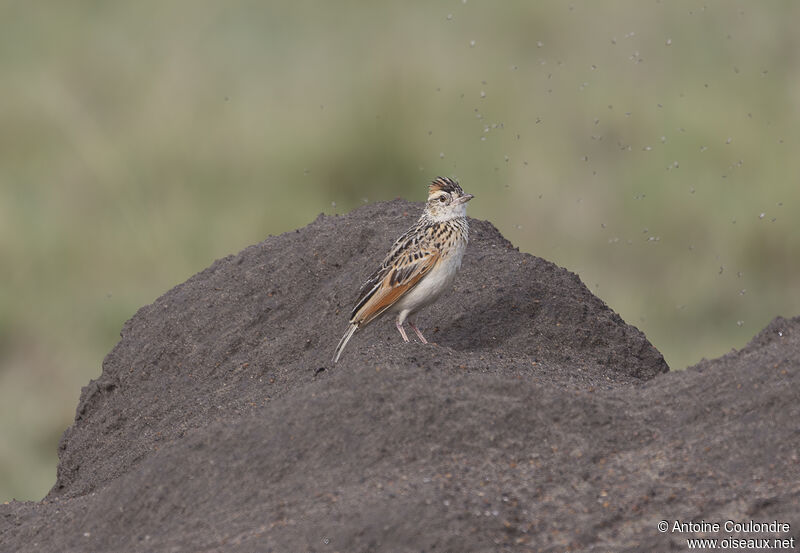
[352, 251, 440, 326]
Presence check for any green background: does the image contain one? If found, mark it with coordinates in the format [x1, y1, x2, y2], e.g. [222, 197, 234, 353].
[2, 0, 798, 501]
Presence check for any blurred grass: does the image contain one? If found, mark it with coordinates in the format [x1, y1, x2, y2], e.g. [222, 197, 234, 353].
[1, 0, 799, 501]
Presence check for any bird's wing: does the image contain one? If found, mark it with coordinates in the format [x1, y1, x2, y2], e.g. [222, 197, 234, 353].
[350, 239, 440, 326]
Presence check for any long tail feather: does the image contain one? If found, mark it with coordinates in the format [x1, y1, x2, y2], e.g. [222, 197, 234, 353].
[332, 324, 358, 363]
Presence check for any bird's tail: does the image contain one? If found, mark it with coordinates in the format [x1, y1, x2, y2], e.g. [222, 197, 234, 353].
[332, 324, 358, 363]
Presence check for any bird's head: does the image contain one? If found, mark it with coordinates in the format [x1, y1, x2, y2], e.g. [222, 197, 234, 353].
[424, 177, 474, 221]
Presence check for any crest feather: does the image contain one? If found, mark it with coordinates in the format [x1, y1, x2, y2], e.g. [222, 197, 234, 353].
[429, 176, 463, 195]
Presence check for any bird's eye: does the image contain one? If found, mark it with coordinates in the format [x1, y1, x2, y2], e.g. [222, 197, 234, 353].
[438, 196, 447, 203]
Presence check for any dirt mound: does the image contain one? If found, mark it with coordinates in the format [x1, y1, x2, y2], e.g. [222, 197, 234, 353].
[2, 201, 797, 552]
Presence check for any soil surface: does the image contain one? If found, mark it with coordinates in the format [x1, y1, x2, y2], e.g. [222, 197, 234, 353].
[1, 200, 798, 552]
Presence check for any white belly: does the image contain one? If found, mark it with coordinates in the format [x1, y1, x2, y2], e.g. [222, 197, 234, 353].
[390, 241, 466, 324]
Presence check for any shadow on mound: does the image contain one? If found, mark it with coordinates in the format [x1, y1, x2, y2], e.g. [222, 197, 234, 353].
[1, 201, 797, 553]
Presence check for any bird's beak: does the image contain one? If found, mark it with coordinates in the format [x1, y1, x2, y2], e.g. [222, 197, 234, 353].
[454, 194, 474, 205]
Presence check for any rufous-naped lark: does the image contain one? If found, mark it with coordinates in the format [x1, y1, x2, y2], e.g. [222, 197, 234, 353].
[333, 177, 474, 363]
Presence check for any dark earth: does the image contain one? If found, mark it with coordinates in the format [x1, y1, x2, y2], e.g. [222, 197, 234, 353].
[2, 200, 798, 552]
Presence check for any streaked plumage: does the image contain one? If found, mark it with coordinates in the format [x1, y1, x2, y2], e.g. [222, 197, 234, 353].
[333, 177, 474, 363]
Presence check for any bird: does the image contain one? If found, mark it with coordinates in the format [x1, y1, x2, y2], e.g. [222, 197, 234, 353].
[333, 177, 474, 363]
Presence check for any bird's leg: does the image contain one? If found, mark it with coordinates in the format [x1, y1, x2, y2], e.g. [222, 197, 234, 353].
[408, 320, 428, 344]
[395, 318, 410, 342]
